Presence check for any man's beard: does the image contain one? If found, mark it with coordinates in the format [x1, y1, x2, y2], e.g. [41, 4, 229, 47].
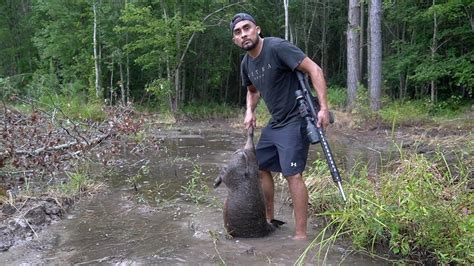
[242, 37, 260, 51]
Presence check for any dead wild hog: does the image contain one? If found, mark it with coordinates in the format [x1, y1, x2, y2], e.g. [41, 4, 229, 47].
[214, 127, 283, 238]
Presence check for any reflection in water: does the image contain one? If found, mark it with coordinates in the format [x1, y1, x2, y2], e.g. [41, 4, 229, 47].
[0, 125, 390, 265]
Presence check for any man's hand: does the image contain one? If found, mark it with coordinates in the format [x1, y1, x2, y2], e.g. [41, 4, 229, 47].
[244, 109, 256, 129]
[244, 85, 259, 129]
[317, 109, 330, 129]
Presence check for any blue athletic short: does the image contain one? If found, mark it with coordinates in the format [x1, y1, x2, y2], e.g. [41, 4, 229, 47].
[256, 121, 310, 177]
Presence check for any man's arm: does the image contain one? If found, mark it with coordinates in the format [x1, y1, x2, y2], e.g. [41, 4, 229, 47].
[296, 57, 330, 129]
[244, 84, 260, 129]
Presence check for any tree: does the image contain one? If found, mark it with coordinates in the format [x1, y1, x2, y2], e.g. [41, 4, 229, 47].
[2, 0, 470, 109]
[93, 0, 102, 98]
[0, 1, 36, 81]
[368, 0, 382, 111]
[347, 0, 361, 110]
[384, 0, 473, 102]
[284, 0, 290, 41]
[32, 0, 93, 91]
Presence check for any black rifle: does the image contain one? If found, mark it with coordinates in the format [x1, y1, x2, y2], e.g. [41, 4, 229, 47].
[295, 71, 347, 202]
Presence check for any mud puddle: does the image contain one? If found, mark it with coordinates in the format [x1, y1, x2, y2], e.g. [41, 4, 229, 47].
[0, 123, 392, 265]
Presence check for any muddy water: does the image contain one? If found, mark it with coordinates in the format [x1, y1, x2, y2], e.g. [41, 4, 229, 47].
[0, 123, 391, 265]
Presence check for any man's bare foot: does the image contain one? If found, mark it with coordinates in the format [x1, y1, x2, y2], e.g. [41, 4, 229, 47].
[292, 234, 307, 240]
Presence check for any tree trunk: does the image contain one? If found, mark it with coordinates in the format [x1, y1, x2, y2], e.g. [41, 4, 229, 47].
[284, 0, 289, 41]
[109, 59, 114, 105]
[398, 21, 407, 100]
[126, 53, 130, 103]
[321, 0, 328, 75]
[430, 0, 438, 103]
[175, 30, 181, 110]
[303, 0, 317, 55]
[359, 0, 365, 82]
[119, 61, 125, 105]
[347, 0, 361, 110]
[174, 68, 180, 110]
[160, 0, 175, 112]
[167, 60, 173, 111]
[182, 65, 186, 104]
[93, 0, 101, 98]
[369, 0, 382, 111]
[367, 9, 371, 87]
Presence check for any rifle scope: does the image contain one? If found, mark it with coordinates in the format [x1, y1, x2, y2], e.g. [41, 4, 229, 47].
[295, 89, 320, 144]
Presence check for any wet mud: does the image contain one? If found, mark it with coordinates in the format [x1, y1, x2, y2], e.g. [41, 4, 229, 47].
[0, 122, 393, 265]
[0, 196, 73, 251]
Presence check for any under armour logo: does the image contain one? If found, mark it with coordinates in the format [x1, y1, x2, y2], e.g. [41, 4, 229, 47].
[290, 162, 297, 167]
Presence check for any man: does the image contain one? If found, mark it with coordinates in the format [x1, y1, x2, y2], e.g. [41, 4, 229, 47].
[230, 13, 330, 240]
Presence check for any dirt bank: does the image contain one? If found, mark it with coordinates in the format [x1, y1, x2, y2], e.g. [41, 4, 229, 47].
[0, 104, 159, 252]
[0, 196, 74, 251]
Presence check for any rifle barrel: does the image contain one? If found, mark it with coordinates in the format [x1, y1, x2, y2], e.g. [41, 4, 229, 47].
[296, 71, 347, 202]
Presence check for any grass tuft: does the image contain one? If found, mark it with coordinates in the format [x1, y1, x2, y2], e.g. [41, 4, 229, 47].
[303, 149, 473, 264]
[182, 164, 217, 205]
[48, 170, 104, 198]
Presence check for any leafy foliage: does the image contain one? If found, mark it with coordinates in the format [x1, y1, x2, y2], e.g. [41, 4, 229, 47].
[1, 0, 472, 112]
[32, 0, 93, 85]
[327, 85, 347, 109]
[383, 0, 473, 102]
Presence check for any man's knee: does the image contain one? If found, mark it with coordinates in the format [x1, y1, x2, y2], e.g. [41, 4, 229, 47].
[259, 170, 273, 180]
[285, 173, 303, 183]
[286, 173, 308, 191]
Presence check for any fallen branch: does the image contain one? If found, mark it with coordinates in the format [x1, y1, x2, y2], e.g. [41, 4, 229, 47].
[2, 132, 112, 157]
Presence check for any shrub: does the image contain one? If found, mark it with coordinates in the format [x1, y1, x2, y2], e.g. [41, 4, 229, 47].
[327, 85, 347, 109]
[182, 164, 211, 204]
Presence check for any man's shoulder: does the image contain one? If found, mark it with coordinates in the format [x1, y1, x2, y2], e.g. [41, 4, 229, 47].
[264, 37, 287, 47]
[241, 53, 249, 70]
[241, 53, 248, 63]
[264, 37, 299, 54]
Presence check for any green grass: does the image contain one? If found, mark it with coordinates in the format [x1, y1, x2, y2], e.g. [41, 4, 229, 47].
[378, 100, 429, 126]
[255, 101, 271, 127]
[378, 97, 473, 129]
[49, 170, 102, 198]
[38, 94, 106, 121]
[181, 164, 213, 205]
[301, 149, 473, 264]
[126, 165, 149, 192]
[327, 85, 347, 109]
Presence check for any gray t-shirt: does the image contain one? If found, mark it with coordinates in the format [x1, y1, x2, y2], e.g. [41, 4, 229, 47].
[241, 37, 306, 128]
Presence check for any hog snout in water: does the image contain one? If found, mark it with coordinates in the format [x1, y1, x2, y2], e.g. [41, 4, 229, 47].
[214, 127, 282, 238]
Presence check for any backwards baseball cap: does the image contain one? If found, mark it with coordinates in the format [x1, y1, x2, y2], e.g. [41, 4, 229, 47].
[230, 13, 256, 32]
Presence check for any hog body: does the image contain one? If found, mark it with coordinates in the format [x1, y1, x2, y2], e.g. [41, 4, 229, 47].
[214, 127, 275, 238]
